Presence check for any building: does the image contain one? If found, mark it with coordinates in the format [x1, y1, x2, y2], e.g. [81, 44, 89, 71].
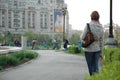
[0, 0, 69, 36]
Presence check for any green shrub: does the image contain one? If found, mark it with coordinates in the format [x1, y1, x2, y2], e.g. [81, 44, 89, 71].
[0, 66, 3, 70]
[11, 50, 38, 60]
[7, 56, 19, 66]
[68, 45, 80, 53]
[0, 56, 8, 66]
[0, 50, 38, 70]
[117, 40, 120, 48]
[111, 49, 120, 61]
[0, 55, 19, 67]
[25, 51, 38, 59]
[12, 52, 26, 60]
[103, 48, 120, 64]
[85, 61, 120, 80]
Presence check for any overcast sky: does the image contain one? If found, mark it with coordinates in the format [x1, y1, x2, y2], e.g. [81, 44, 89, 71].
[65, 0, 120, 30]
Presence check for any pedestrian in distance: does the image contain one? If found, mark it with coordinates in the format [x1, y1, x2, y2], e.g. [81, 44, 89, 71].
[43, 41, 47, 49]
[63, 39, 69, 50]
[78, 40, 82, 52]
[32, 39, 39, 50]
[14, 39, 21, 47]
[32, 40, 35, 50]
[81, 11, 104, 76]
[53, 38, 59, 50]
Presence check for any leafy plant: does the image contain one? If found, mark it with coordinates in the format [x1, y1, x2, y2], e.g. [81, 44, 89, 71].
[12, 51, 26, 60]
[0, 50, 38, 70]
[25, 51, 38, 59]
[0, 56, 8, 66]
[85, 61, 120, 80]
[7, 56, 19, 66]
[0, 55, 19, 67]
[68, 45, 82, 54]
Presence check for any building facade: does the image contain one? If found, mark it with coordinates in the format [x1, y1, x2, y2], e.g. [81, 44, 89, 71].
[0, 0, 69, 35]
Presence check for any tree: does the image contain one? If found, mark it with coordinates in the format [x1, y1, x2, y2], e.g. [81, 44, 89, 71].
[69, 33, 80, 45]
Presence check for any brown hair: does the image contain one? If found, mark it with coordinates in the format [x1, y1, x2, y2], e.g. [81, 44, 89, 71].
[90, 11, 100, 21]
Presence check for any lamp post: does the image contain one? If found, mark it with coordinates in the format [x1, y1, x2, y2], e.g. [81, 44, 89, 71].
[105, 0, 117, 48]
[62, 7, 67, 41]
[109, 0, 113, 38]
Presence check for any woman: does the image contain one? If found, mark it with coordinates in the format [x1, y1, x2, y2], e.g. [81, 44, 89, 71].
[81, 11, 104, 76]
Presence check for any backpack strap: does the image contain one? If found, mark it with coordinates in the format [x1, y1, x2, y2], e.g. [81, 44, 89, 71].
[87, 23, 91, 32]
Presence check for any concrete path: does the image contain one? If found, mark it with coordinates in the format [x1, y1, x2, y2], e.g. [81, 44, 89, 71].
[0, 46, 22, 54]
[0, 50, 88, 80]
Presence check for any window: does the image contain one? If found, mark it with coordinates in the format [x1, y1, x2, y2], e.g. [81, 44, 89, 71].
[40, 13, 48, 29]
[2, 10, 5, 14]
[32, 13, 35, 18]
[9, 22, 11, 28]
[56, 0, 63, 3]
[40, 17, 43, 28]
[50, 15, 53, 21]
[9, 1, 12, 5]
[51, 23, 53, 25]
[8, 11, 11, 14]
[45, 14, 47, 17]
[5, 0, 7, 3]
[50, 0, 53, 3]
[43, 0, 47, 3]
[22, 11, 25, 28]
[40, 22, 43, 28]
[38, 0, 41, 4]
[2, 16, 5, 20]
[40, 14, 43, 17]
[2, 21, 5, 27]
[14, 1, 17, 6]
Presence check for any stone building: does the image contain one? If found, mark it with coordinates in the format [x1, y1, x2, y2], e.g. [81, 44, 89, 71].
[0, 0, 69, 35]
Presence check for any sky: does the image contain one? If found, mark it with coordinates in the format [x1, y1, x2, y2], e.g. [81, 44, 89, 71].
[64, 0, 120, 30]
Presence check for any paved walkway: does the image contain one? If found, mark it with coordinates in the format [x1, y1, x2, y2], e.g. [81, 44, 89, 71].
[0, 50, 88, 80]
[0, 46, 22, 54]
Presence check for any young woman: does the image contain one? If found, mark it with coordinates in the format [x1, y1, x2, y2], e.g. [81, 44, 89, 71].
[81, 11, 104, 76]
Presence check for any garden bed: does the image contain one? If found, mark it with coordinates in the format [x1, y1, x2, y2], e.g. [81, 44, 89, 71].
[0, 50, 38, 71]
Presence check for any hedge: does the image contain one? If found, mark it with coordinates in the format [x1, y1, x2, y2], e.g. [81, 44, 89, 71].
[0, 50, 38, 70]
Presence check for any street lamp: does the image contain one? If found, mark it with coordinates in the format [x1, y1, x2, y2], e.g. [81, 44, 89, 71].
[62, 7, 67, 41]
[109, 0, 113, 38]
[105, 0, 117, 47]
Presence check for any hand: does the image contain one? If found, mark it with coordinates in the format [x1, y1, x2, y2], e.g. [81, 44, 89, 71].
[99, 54, 103, 61]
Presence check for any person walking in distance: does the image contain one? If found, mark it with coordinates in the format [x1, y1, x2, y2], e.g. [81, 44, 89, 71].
[81, 11, 104, 76]
[53, 38, 58, 49]
[63, 39, 69, 50]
